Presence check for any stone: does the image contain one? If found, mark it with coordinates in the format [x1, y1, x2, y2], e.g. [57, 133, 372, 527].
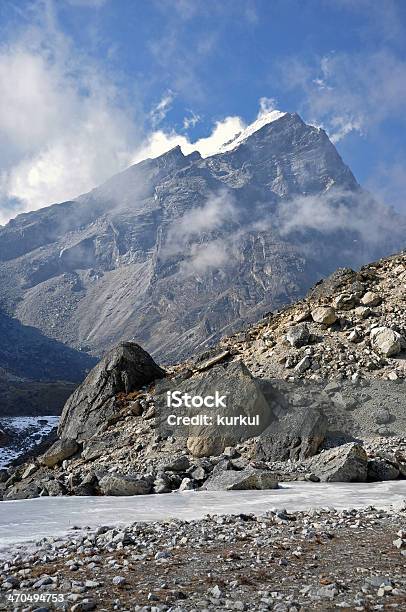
[112, 576, 127, 586]
[202, 467, 278, 491]
[153, 473, 172, 494]
[5, 480, 44, 500]
[73, 472, 99, 497]
[294, 356, 311, 374]
[370, 327, 403, 357]
[254, 405, 327, 461]
[355, 306, 371, 319]
[348, 330, 360, 343]
[143, 405, 156, 419]
[367, 459, 400, 481]
[223, 446, 239, 458]
[311, 306, 337, 326]
[58, 342, 165, 442]
[191, 466, 206, 480]
[71, 601, 96, 612]
[286, 324, 310, 348]
[361, 291, 381, 307]
[308, 443, 368, 482]
[128, 400, 143, 416]
[195, 350, 230, 371]
[155, 361, 274, 458]
[41, 438, 80, 468]
[44, 478, 66, 496]
[33, 576, 53, 588]
[375, 409, 391, 425]
[179, 477, 194, 491]
[162, 456, 190, 472]
[22, 463, 38, 479]
[333, 293, 357, 310]
[293, 308, 311, 323]
[99, 473, 153, 496]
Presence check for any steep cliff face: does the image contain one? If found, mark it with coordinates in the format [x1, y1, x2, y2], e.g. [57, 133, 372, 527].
[0, 112, 403, 364]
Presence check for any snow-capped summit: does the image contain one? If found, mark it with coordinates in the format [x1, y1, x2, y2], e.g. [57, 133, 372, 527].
[217, 109, 286, 154]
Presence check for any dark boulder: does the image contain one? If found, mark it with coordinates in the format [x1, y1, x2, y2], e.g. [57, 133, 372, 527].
[40, 438, 80, 467]
[307, 443, 368, 482]
[253, 405, 327, 462]
[58, 342, 165, 442]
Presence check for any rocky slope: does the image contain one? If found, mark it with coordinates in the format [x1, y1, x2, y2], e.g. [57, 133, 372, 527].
[0, 112, 404, 367]
[1, 249, 405, 500]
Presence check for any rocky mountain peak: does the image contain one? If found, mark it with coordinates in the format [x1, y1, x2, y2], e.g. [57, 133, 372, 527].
[0, 110, 403, 384]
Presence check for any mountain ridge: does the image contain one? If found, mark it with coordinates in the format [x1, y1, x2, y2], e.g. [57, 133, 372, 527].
[0, 112, 403, 371]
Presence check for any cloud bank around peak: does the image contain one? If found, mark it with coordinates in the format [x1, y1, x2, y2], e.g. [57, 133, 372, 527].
[0, 3, 270, 226]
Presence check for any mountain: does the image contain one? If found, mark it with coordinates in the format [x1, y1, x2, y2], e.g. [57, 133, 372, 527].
[0, 111, 403, 366]
[0, 309, 96, 415]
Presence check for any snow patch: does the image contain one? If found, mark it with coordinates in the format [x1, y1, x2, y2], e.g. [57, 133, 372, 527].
[217, 109, 286, 154]
[0, 416, 59, 469]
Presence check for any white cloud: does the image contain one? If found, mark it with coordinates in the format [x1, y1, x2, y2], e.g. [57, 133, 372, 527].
[150, 90, 175, 127]
[276, 188, 403, 247]
[163, 190, 237, 258]
[180, 241, 229, 276]
[183, 110, 201, 130]
[132, 115, 246, 164]
[0, 2, 141, 224]
[66, 0, 108, 7]
[282, 50, 406, 142]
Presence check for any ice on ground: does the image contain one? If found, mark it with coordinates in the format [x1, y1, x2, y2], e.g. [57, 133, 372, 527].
[0, 480, 405, 550]
[0, 416, 59, 468]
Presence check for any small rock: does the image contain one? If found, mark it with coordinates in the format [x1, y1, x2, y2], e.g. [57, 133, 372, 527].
[179, 477, 194, 491]
[355, 306, 371, 319]
[361, 291, 381, 307]
[333, 293, 357, 310]
[311, 306, 337, 326]
[294, 356, 311, 374]
[375, 409, 391, 425]
[286, 323, 310, 348]
[367, 458, 399, 481]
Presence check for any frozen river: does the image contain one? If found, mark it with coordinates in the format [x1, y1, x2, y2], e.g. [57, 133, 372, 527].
[0, 480, 405, 549]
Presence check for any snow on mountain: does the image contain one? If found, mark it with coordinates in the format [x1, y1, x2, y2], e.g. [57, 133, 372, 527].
[0, 416, 59, 469]
[217, 109, 286, 154]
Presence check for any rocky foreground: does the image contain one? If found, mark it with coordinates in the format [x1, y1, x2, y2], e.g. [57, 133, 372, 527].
[0, 501, 406, 611]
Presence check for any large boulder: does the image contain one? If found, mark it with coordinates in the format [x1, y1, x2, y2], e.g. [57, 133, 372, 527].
[99, 473, 153, 496]
[370, 327, 404, 357]
[202, 467, 279, 491]
[155, 361, 274, 458]
[40, 438, 80, 467]
[367, 459, 400, 481]
[307, 443, 368, 482]
[5, 480, 43, 500]
[253, 405, 327, 462]
[58, 342, 165, 442]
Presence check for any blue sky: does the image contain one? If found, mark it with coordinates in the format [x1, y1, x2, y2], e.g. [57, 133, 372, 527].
[0, 0, 405, 222]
